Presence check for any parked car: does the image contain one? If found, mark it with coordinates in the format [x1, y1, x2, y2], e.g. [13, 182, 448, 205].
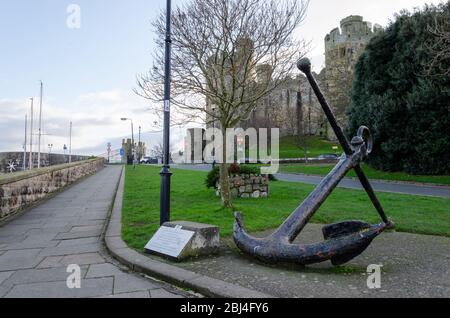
[318, 154, 340, 160]
[140, 157, 159, 164]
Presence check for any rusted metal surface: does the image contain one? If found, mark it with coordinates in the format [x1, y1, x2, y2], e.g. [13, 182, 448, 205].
[233, 58, 394, 266]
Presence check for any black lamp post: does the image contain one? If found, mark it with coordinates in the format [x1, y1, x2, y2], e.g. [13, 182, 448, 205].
[160, 0, 172, 226]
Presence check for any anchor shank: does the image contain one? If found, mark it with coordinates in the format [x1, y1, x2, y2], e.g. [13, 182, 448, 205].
[354, 165, 390, 224]
[274, 154, 357, 242]
[298, 58, 391, 226]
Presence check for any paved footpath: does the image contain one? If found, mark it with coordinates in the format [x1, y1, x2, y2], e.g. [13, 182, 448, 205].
[0, 166, 187, 298]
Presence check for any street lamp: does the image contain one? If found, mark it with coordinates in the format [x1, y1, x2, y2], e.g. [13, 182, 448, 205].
[212, 106, 217, 169]
[138, 126, 142, 162]
[48, 144, 53, 166]
[121, 118, 135, 166]
[160, 0, 173, 226]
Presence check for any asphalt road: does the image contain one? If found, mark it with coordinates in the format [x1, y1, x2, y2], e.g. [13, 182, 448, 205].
[173, 164, 450, 198]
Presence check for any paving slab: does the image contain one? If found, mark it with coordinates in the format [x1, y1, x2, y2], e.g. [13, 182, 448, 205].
[38, 242, 101, 257]
[2, 266, 88, 286]
[113, 273, 160, 294]
[4, 277, 114, 298]
[72, 219, 105, 227]
[70, 225, 104, 233]
[151, 288, 185, 298]
[86, 263, 124, 278]
[0, 272, 14, 285]
[0, 235, 26, 245]
[56, 237, 99, 248]
[0, 249, 43, 271]
[59, 253, 106, 267]
[96, 291, 150, 298]
[55, 230, 102, 240]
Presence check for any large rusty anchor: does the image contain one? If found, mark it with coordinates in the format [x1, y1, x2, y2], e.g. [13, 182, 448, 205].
[233, 58, 395, 266]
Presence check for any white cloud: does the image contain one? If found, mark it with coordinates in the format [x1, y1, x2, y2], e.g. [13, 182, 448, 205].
[0, 89, 164, 156]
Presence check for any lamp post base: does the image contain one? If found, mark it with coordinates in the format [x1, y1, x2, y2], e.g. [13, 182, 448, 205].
[160, 165, 172, 225]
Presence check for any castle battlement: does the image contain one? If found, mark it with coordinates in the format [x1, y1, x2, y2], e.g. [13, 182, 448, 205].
[325, 15, 382, 50]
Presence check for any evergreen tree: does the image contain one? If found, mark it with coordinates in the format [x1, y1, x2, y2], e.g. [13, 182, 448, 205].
[347, 3, 450, 175]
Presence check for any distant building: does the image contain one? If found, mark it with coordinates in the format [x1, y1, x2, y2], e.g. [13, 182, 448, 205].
[323, 15, 383, 139]
[121, 139, 146, 164]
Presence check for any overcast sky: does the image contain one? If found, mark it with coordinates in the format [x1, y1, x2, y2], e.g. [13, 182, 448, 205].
[0, 0, 445, 156]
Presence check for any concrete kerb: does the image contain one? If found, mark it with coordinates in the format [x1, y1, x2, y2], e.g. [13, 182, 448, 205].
[103, 166, 273, 299]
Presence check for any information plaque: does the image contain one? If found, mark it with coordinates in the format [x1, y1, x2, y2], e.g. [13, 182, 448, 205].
[145, 226, 195, 258]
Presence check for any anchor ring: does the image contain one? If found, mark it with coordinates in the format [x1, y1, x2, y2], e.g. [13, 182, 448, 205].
[357, 126, 373, 155]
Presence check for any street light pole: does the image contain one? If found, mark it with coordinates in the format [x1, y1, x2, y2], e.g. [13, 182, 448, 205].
[160, 0, 173, 226]
[38, 81, 43, 168]
[29, 98, 34, 170]
[69, 122, 72, 164]
[212, 107, 216, 169]
[131, 120, 135, 168]
[138, 126, 141, 162]
[23, 114, 27, 171]
[48, 144, 53, 166]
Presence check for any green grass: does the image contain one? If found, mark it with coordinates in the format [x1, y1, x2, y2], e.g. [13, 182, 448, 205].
[279, 136, 342, 159]
[122, 166, 450, 251]
[279, 164, 450, 186]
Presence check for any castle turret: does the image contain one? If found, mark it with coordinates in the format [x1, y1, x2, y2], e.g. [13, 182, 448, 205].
[323, 15, 382, 140]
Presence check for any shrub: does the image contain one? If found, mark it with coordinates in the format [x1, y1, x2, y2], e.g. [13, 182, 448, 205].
[347, 3, 450, 175]
[205, 166, 220, 189]
[205, 164, 277, 189]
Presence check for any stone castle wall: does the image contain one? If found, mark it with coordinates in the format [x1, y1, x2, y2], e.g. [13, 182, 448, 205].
[243, 15, 382, 141]
[0, 158, 105, 222]
[324, 15, 382, 139]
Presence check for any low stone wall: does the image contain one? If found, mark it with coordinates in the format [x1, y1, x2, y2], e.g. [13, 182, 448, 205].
[217, 175, 270, 199]
[0, 152, 91, 173]
[0, 158, 105, 222]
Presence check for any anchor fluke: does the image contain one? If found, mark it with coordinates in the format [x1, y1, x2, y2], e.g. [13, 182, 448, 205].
[234, 212, 387, 266]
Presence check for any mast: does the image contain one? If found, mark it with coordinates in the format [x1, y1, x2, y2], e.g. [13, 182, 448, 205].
[38, 81, 43, 168]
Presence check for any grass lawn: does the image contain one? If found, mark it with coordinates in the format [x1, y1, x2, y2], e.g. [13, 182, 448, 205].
[279, 136, 342, 159]
[278, 164, 450, 186]
[122, 166, 450, 251]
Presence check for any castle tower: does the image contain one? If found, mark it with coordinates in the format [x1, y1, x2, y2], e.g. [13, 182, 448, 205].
[324, 15, 382, 140]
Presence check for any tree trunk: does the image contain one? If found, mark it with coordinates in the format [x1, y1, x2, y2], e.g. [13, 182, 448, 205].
[219, 129, 232, 208]
[220, 163, 232, 208]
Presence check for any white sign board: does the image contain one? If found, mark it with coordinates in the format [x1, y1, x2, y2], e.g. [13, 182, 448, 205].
[145, 226, 195, 258]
